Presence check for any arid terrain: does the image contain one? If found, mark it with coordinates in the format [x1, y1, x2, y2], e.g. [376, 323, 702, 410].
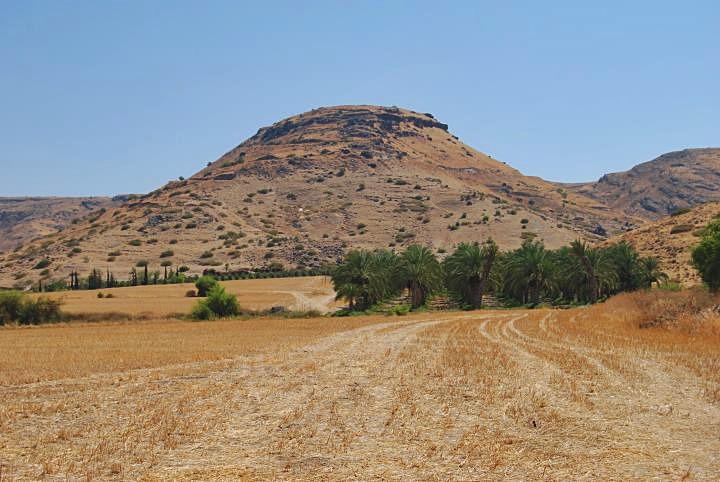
[0, 196, 120, 252]
[32, 275, 338, 317]
[1, 106, 718, 290]
[609, 201, 720, 284]
[0, 105, 647, 290]
[1, 286, 718, 480]
[567, 148, 720, 219]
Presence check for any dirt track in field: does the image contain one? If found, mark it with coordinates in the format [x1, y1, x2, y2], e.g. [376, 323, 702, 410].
[1, 309, 719, 480]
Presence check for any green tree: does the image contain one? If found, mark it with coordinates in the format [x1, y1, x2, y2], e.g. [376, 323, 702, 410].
[637, 257, 668, 288]
[191, 285, 240, 319]
[501, 240, 555, 305]
[691, 219, 720, 292]
[161, 260, 173, 280]
[444, 240, 498, 308]
[606, 242, 642, 292]
[195, 275, 219, 297]
[568, 241, 617, 303]
[395, 245, 443, 309]
[331, 249, 399, 310]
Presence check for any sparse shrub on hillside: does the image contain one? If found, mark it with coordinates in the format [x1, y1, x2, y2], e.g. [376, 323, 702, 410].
[129, 239, 142, 246]
[671, 207, 692, 216]
[200, 250, 213, 259]
[670, 224, 694, 234]
[160, 250, 174, 258]
[33, 259, 51, 270]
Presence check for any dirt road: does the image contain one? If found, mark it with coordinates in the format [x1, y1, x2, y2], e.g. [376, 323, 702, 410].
[1, 309, 718, 480]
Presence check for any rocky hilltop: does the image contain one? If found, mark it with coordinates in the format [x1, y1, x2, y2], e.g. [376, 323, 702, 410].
[0, 105, 636, 288]
[566, 148, 720, 219]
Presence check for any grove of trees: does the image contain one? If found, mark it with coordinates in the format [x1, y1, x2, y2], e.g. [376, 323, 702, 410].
[331, 239, 668, 311]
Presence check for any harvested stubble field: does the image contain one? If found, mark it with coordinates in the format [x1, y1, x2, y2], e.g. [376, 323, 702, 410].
[31, 276, 339, 316]
[1, 291, 719, 480]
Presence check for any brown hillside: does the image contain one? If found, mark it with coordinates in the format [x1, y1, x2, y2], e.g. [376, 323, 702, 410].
[0, 105, 638, 289]
[566, 148, 720, 220]
[608, 201, 720, 285]
[0, 197, 121, 252]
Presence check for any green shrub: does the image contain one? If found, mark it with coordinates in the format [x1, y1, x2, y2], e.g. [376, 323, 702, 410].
[691, 219, 720, 292]
[33, 259, 51, 269]
[191, 286, 240, 319]
[671, 207, 692, 216]
[657, 281, 682, 292]
[0, 291, 63, 326]
[194, 275, 218, 296]
[129, 239, 142, 246]
[190, 302, 213, 320]
[160, 250, 174, 258]
[199, 250, 213, 259]
[670, 224, 693, 234]
[387, 304, 410, 316]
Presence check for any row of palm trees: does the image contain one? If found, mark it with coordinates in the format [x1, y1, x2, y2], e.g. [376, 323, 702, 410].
[331, 239, 667, 311]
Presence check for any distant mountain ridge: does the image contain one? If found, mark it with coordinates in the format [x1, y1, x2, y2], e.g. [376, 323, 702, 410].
[0, 197, 121, 252]
[564, 148, 720, 219]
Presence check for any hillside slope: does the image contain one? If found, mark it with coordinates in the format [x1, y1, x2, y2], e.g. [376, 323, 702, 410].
[0, 197, 121, 252]
[566, 148, 720, 220]
[0, 106, 638, 289]
[608, 202, 720, 284]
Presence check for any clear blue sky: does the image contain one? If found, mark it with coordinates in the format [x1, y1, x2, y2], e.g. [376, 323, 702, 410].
[1, 1, 718, 196]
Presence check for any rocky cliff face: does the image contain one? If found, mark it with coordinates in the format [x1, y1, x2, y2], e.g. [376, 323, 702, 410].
[565, 148, 720, 219]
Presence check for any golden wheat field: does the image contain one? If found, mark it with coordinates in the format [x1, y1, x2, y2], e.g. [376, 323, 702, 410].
[1, 287, 720, 480]
[31, 276, 339, 316]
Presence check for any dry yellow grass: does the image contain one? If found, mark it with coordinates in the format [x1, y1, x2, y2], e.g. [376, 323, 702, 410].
[1, 291, 719, 480]
[30, 275, 338, 316]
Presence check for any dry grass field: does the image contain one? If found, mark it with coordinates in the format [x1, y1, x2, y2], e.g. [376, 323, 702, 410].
[31, 276, 338, 317]
[1, 290, 720, 480]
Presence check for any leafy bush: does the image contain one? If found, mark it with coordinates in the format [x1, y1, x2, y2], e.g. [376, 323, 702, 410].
[671, 207, 692, 216]
[33, 259, 51, 269]
[190, 301, 214, 320]
[194, 275, 218, 297]
[387, 304, 410, 316]
[691, 219, 720, 292]
[191, 286, 240, 320]
[0, 291, 63, 326]
[670, 224, 694, 235]
[129, 239, 142, 246]
[160, 250, 174, 258]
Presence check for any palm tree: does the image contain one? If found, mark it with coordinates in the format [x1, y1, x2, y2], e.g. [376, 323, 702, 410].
[444, 240, 498, 308]
[606, 241, 641, 292]
[569, 240, 599, 303]
[335, 283, 362, 310]
[502, 240, 555, 304]
[396, 245, 443, 309]
[331, 249, 398, 310]
[569, 241, 618, 303]
[638, 257, 668, 288]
